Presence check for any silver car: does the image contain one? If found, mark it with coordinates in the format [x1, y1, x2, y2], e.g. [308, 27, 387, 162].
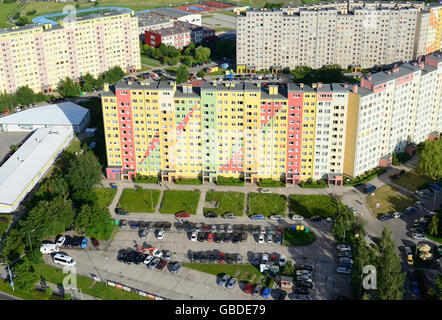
[218, 274, 230, 287]
[226, 278, 237, 289]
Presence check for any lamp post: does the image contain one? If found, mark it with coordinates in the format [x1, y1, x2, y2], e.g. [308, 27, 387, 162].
[27, 229, 36, 252]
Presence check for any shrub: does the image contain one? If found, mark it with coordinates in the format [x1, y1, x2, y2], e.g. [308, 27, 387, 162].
[133, 174, 160, 184]
[175, 178, 202, 185]
[216, 176, 244, 186]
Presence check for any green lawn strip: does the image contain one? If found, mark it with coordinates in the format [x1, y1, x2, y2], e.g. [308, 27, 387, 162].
[215, 176, 244, 186]
[257, 179, 285, 188]
[175, 178, 202, 185]
[32, 264, 152, 300]
[288, 194, 346, 218]
[140, 55, 162, 67]
[247, 193, 286, 217]
[66, 137, 82, 154]
[118, 189, 160, 213]
[367, 184, 415, 216]
[0, 3, 21, 28]
[424, 233, 442, 244]
[217, 10, 237, 17]
[215, 27, 233, 33]
[0, 280, 64, 300]
[203, 191, 245, 216]
[93, 188, 117, 208]
[394, 170, 433, 191]
[283, 228, 316, 246]
[159, 190, 200, 214]
[182, 263, 269, 284]
[0, 214, 12, 237]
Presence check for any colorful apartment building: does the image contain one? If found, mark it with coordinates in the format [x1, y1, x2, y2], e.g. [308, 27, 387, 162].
[102, 52, 442, 184]
[0, 11, 140, 94]
[236, 1, 442, 71]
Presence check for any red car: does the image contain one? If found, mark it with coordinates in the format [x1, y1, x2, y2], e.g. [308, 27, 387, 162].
[206, 233, 214, 242]
[218, 253, 225, 264]
[91, 238, 100, 248]
[156, 259, 168, 270]
[244, 283, 254, 294]
[176, 212, 190, 218]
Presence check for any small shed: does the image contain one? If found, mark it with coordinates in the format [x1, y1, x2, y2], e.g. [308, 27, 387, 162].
[276, 275, 293, 291]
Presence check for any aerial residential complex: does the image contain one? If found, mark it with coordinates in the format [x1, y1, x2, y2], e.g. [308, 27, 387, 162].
[236, 1, 442, 71]
[101, 52, 442, 183]
[0, 11, 140, 94]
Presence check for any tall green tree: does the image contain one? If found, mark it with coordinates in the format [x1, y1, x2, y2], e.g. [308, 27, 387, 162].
[0, 229, 25, 263]
[351, 240, 376, 299]
[13, 259, 38, 292]
[418, 138, 442, 180]
[58, 77, 81, 97]
[15, 86, 35, 106]
[103, 66, 126, 84]
[375, 227, 405, 300]
[66, 150, 102, 192]
[82, 73, 96, 92]
[75, 204, 114, 239]
[331, 214, 347, 242]
[428, 214, 439, 236]
[176, 65, 190, 84]
[195, 46, 211, 62]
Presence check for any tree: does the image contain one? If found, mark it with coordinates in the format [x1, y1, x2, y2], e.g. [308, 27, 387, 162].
[81, 73, 96, 93]
[58, 77, 81, 97]
[13, 259, 38, 292]
[176, 65, 190, 84]
[351, 240, 376, 299]
[418, 138, 442, 180]
[331, 214, 347, 242]
[428, 214, 439, 236]
[16, 86, 35, 106]
[0, 229, 25, 263]
[183, 42, 196, 56]
[45, 286, 53, 297]
[375, 227, 405, 300]
[103, 66, 126, 84]
[33, 169, 68, 202]
[75, 204, 114, 239]
[66, 150, 102, 193]
[195, 46, 211, 62]
[197, 69, 205, 79]
[15, 17, 30, 26]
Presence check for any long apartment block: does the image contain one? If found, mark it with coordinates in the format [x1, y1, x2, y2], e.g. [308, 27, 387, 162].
[236, 0, 442, 70]
[0, 11, 141, 94]
[101, 52, 442, 183]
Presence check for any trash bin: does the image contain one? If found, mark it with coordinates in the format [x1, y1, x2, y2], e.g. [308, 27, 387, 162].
[305, 228, 309, 233]
[300, 226, 305, 231]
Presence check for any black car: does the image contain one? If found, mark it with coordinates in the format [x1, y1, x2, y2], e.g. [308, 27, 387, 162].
[214, 233, 223, 243]
[277, 290, 287, 300]
[71, 236, 82, 248]
[191, 252, 198, 263]
[232, 233, 241, 244]
[226, 254, 233, 264]
[134, 253, 147, 265]
[200, 253, 208, 263]
[310, 216, 322, 222]
[205, 212, 218, 218]
[223, 233, 231, 243]
[274, 235, 282, 244]
[252, 255, 260, 266]
[63, 235, 72, 248]
[378, 214, 392, 221]
[129, 221, 138, 230]
[209, 253, 216, 263]
[124, 250, 138, 265]
[117, 249, 129, 262]
[297, 281, 313, 289]
[240, 233, 248, 242]
[197, 232, 206, 242]
[294, 287, 309, 295]
[163, 222, 172, 231]
[115, 208, 129, 215]
[137, 221, 146, 230]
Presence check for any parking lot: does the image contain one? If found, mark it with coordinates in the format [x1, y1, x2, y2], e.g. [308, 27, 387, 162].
[44, 215, 351, 300]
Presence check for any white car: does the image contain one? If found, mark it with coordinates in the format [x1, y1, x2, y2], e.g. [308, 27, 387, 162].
[144, 254, 154, 265]
[156, 230, 164, 239]
[14, 106, 21, 112]
[40, 243, 59, 254]
[412, 233, 428, 241]
[296, 270, 312, 276]
[262, 253, 269, 264]
[429, 211, 436, 216]
[258, 233, 265, 244]
[291, 215, 304, 221]
[152, 249, 163, 258]
[227, 225, 233, 233]
[260, 189, 272, 194]
[191, 231, 198, 241]
[55, 236, 66, 247]
[393, 212, 402, 219]
[279, 255, 286, 266]
[336, 244, 351, 251]
[266, 234, 273, 243]
[53, 253, 76, 266]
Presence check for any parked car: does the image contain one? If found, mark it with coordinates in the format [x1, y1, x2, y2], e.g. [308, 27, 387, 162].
[205, 212, 218, 218]
[129, 221, 138, 230]
[223, 213, 236, 219]
[152, 249, 163, 258]
[378, 214, 392, 221]
[223, 233, 231, 243]
[404, 247, 414, 265]
[296, 270, 312, 276]
[270, 214, 284, 221]
[55, 236, 66, 247]
[262, 253, 269, 265]
[176, 212, 190, 218]
[156, 259, 168, 270]
[109, 183, 118, 189]
[336, 244, 352, 251]
[71, 236, 82, 248]
[277, 290, 287, 300]
[244, 283, 254, 294]
[190, 231, 198, 241]
[260, 189, 272, 194]
[139, 229, 147, 239]
[219, 274, 230, 287]
[250, 214, 265, 220]
[405, 207, 417, 214]
[258, 233, 265, 244]
[134, 253, 147, 265]
[226, 278, 237, 289]
[156, 230, 164, 239]
[207, 233, 214, 242]
[266, 234, 273, 243]
[232, 233, 240, 243]
[337, 267, 351, 274]
[297, 280, 313, 289]
[148, 257, 160, 269]
[252, 285, 262, 296]
[169, 262, 182, 274]
[393, 212, 402, 219]
[144, 255, 154, 265]
[414, 201, 424, 208]
[261, 287, 272, 298]
[412, 233, 428, 240]
[291, 215, 304, 221]
[293, 287, 309, 295]
[296, 265, 313, 271]
[274, 235, 282, 244]
[116, 208, 129, 215]
[252, 255, 260, 266]
[279, 255, 287, 266]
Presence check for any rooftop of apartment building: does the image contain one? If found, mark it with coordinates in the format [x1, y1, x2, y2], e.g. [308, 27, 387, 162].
[147, 21, 212, 36]
[150, 7, 197, 19]
[135, 12, 171, 27]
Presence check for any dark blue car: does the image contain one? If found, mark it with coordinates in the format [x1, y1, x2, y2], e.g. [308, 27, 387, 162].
[261, 287, 272, 298]
[250, 214, 265, 220]
[411, 281, 420, 295]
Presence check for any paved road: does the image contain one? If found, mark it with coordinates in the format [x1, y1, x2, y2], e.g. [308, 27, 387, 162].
[0, 291, 20, 300]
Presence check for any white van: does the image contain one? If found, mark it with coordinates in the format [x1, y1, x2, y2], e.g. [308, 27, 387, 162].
[53, 253, 76, 266]
[291, 215, 304, 221]
[40, 243, 60, 254]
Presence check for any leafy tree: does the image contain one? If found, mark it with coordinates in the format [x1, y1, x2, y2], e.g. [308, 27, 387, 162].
[16, 86, 35, 106]
[428, 214, 439, 236]
[103, 66, 126, 84]
[331, 214, 347, 242]
[351, 240, 376, 299]
[26, 248, 43, 264]
[197, 69, 205, 79]
[13, 259, 38, 292]
[183, 42, 195, 56]
[58, 77, 81, 97]
[375, 227, 405, 300]
[264, 2, 284, 8]
[195, 46, 211, 62]
[81, 73, 96, 93]
[434, 274, 442, 300]
[418, 138, 442, 180]
[33, 169, 68, 202]
[66, 150, 102, 192]
[0, 229, 25, 263]
[75, 204, 114, 239]
[16, 16, 30, 26]
[181, 55, 193, 66]
[176, 65, 190, 84]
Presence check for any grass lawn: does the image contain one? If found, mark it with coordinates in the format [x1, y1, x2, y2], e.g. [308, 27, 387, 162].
[203, 191, 245, 216]
[217, 10, 237, 17]
[247, 193, 286, 217]
[118, 188, 161, 213]
[93, 188, 117, 208]
[424, 233, 442, 244]
[367, 184, 415, 216]
[140, 55, 162, 67]
[66, 137, 82, 154]
[393, 170, 433, 191]
[215, 27, 234, 33]
[159, 190, 200, 214]
[182, 263, 269, 284]
[32, 264, 152, 300]
[288, 195, 346, 218]
[0, 280, 63, 300]
[0, 3, 20, 28]
[257, 179, 285, 188]
[0, 214, 12, 238]
[283, 228, 316, 246]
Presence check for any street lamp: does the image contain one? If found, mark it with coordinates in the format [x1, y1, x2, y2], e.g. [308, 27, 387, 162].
[27, 229, 36, 252]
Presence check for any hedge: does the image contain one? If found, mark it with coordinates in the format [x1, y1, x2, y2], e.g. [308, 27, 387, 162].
[257, 179, 285, 188]
[344, 167, 386, 186]
[133, 174, 160, 184]
[216, 176, 244, 186]
[175, 178, 202, 185]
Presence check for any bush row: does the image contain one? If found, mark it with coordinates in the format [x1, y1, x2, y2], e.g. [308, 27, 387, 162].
[344, 167, 387, 186]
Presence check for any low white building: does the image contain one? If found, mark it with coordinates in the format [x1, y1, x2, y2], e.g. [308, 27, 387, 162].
[0, 126, 74, 213]
[0, 102, 90, 134]
[150, 8, 201, 26]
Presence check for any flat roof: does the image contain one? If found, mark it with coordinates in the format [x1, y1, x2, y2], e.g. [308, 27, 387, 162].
[151, 7, 198, 19]
[0, 126, 73, 208]
[0, 102, 89, 127]
[0, 132, 30, 164]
